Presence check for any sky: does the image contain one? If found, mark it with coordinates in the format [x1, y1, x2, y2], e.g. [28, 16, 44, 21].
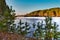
[6, 0, 60, 15]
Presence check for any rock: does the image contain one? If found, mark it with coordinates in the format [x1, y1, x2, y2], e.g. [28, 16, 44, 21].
[16, 7, 60, 17]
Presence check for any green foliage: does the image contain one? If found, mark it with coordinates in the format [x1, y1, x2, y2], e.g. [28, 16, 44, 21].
[24, 22, 30, 34]
[33, 17, 59, 40]
[32, 23, 36, 28]
[0, 1, 60, 40]
[44, 17, 58, 40]
[9, 24, 16, 33]
[16, 20, 24, 34]
[33, 21, 43, 40]
[16, 20, 31, 35]
[44, 17, 53, 40]
[0, 0, 15, 32]
[53, 22, 58, 40]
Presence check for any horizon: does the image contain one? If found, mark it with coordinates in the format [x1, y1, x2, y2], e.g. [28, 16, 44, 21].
[6, 0, 60, 15]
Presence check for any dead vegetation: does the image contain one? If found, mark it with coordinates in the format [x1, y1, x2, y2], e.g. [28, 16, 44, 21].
[0, 32, 36, 40]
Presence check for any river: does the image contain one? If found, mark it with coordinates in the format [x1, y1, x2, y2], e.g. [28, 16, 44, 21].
[14, 17, 60, 39]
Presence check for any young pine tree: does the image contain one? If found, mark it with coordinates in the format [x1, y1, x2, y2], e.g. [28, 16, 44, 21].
[23, 22, 31, 35]
[53, 22, 58, 40]
[33, 21, 43, 40]
[17, 20, 31, 35]
[44, 16, 59, 40]
[44, 17, 53, 40]
[17, 20, 24, 34]
[0, 0, 15, 32]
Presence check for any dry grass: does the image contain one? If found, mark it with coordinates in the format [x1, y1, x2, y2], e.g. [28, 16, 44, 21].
[0, 32, 36, 40]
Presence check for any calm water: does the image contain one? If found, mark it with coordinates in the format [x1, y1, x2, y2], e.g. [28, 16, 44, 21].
[15, 17, 60, 39]
[15, 17, 60, 31]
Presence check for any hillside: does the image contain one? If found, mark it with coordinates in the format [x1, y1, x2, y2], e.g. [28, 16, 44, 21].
[24, 7, 60, 17]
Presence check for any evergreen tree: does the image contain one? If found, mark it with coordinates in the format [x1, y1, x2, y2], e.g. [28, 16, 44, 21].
[32, 22, 36, 28]
[0, 0, 15, 32]
[44, 17, 53, 40]
[53, 22, 58, 40]
[9, 24, 16, 33]
[33, 21, 43, 40]
[44, 17, 58, 40]
[17, 20, 24, 34]
[24, 22, 31, 35]
[17, 20, 31, 35]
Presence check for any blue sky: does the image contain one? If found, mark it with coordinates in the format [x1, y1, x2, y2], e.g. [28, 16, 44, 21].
[6, 0, 60, 15]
